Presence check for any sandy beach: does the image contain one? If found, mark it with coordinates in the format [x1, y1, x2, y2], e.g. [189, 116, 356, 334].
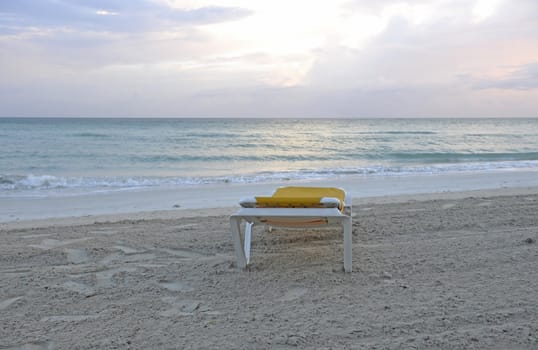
[1, 186, 537, 349]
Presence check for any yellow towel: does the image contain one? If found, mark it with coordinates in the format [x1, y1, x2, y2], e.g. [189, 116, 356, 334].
[255, 187, 346, 211]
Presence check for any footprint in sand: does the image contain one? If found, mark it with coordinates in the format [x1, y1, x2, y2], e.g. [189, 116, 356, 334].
[100, 252, 156, 266]
[40, 315, 99, 322]
[160, 297, 200, 317]
[61, 281, 96, 297]
[175, 223, 199, 230]
[88, 229, 118, 236]
[113, 245, 144, 255]
[161, 248, 209, 259]
[278, 287, 309, 302]
[29, 238, 92, 250]
[158, 280, 194, 292]
[1, 269, 32, 275]
[0, 296, 23, 310]
[64, 248, 90, 264]
[136, 263, 167, 269]
[95, 267, 137, 288]
[99, 245, 154, 265]
[99, 253, 122, 265]
[21, 233, 54, 239]
[4, 341, 55, 350]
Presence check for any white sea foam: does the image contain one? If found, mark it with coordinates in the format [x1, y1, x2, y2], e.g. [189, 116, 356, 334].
[2, 159, 538, 198]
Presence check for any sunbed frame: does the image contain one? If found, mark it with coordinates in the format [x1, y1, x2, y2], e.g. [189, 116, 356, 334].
[230, 188, 352, 272]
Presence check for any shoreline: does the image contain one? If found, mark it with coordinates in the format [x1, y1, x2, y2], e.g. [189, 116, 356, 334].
[2, 184, 538, 231]
[2, 169, 538, 226]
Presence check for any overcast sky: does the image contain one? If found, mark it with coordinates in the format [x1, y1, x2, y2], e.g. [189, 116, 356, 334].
[1, 0, 537, 117]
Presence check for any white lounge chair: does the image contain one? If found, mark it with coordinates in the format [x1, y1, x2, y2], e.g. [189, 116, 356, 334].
[230, 186, 352, 272]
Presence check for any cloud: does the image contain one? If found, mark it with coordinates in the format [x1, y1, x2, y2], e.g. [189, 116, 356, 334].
[1, 0, 538, 117]
[473, 62, 538, 90]
[0, 1, 253, 70]
[309, 0, 538, 89]
[344, 0, 431, 15]
[166, 5, 253, 24]
[0, 0, 252, 33]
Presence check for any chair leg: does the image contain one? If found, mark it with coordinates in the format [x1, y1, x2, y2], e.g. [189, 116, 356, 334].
[244, 222, 253, 265]
[230, 217, 247, 270]
[343, 217, 352, 273]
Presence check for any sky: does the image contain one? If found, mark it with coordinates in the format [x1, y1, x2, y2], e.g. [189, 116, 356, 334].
[1, 0, 537, 118]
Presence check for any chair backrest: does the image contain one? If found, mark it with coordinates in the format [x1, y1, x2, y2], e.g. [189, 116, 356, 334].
[255, 187, 346, 211]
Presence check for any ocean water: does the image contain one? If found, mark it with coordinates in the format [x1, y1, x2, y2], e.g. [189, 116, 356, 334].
[1, 118, 538, 197]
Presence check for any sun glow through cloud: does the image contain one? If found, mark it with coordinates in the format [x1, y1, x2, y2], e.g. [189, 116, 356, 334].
[192, 0, 398, 86]
[95, 10, 118, 16]
[472, 0, 502, 22]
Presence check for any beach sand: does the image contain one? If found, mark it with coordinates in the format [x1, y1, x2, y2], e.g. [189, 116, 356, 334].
[1, 188, 538, 349]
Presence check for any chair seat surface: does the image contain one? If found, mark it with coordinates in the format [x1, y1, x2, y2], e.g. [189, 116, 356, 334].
[255, 187, 346, 211]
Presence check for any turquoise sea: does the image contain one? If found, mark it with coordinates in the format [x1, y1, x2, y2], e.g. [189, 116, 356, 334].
[1, 118, 538, 197]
